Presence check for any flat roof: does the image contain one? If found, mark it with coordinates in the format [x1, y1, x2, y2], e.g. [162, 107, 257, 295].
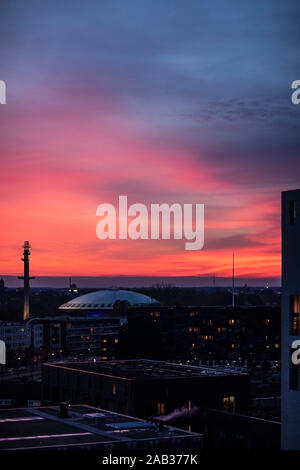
[0, 405, 200, 450]
[43, 359, 247, 380]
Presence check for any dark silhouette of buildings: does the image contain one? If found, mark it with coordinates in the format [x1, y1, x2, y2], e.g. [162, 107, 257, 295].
[120, 305, 280, 364]
[42, 359, 250, 418]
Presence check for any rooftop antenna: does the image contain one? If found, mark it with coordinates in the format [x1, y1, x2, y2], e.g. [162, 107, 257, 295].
[232, 253, 235, 308]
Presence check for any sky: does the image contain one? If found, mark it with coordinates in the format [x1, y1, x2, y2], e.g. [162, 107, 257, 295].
[0, 0, 299, 284]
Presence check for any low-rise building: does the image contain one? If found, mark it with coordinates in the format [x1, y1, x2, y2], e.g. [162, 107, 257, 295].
[42, 359, 250, 418]
[0, 404, 202, 451]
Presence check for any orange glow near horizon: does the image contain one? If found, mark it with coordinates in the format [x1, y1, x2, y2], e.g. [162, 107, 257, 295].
[0, 92, 282, 281]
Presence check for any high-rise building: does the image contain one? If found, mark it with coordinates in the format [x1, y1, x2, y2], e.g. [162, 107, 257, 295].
[281, 189, 300, 449]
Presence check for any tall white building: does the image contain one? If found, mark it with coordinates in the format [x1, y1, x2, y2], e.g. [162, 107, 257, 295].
[281, 189, 300, 449]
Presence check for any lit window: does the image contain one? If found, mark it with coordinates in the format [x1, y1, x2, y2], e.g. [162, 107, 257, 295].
[223, 396, 235, 413]
[112, 383, 117, 395]
[114, 338, 119, 344]
[157, 402, 166, 415]
[229, 319, 235, 326]
[264, 319, 270, 326]
[290, 295, 300, 335]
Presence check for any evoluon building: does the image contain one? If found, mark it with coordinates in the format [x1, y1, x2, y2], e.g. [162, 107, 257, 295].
[59, 289, 158, 316]
[34, 290, 158, 359]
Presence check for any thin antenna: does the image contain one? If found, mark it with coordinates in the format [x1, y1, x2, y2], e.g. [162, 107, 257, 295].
[232, 253, 235, 307]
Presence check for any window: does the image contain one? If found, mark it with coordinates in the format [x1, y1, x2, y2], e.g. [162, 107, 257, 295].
[290, 295, 300, 335]
[229, 319, 235, 326]
[290, 346, 299, 390]
[289, 200, 296, 225]
[157, 402, 166, 415]
[112, 383, 117, 395]
[223, 396, 235, 413]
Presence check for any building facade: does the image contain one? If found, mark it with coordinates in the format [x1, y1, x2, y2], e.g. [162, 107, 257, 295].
[281, 189, 300, 449]
[125, 305, 280, 363]
[42, 359, 250, 418]
[0, 321, 43, 352]
[34, 316, 121, 359]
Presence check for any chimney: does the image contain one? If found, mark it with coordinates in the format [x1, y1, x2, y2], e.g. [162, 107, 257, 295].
[59, 402, 69, 418]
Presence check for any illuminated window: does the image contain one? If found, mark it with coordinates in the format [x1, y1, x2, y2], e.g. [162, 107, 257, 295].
[114, 338, 119, 344]
[290, 295, 300, 335]
[102, 339, 107, 343]
[112, 383, 117, 395]
[264, 319, 270, 326]
[188, 327, 193, 332]
[231, 343, 235, 349]
[229, 319, 235, 326]
[157, 402, 166, 415]
[223, 396, 235, 413]
[189, 311, 198, 317]
[275, 344, 280, 349]
[289, 200, 296, 225]
[193, 327, 199, 333]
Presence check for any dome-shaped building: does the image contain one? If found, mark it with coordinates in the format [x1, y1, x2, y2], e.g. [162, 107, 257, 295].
[59, 289, 158, 314]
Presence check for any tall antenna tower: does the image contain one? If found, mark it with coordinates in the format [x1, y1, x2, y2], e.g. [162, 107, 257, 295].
[18, 241, 35, 320]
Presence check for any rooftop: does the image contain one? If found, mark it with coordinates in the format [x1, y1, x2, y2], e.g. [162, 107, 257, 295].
[44, 359, 248, 380]
[0, 405, 201, 451]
